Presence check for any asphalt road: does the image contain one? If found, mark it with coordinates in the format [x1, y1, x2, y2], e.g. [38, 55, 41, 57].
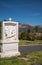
[19, 45, 42, 53]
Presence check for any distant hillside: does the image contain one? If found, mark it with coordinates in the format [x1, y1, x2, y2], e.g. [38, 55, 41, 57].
[19, 23, 42, 33]
[19, 23, 33, 32]
[35, 25, 42, 32]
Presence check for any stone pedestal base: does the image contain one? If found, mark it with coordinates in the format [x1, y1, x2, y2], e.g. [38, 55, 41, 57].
[1, 51, 20, 58]
[0, 42, 20, 58]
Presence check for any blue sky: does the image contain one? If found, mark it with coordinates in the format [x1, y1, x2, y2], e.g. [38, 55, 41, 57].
[0, 0, 42, 25]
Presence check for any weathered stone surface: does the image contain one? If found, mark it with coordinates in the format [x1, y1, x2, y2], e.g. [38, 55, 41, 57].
[0, 20, 20, 57]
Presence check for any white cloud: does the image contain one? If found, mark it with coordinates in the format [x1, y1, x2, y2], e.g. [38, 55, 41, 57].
[32, 13, 40, 16]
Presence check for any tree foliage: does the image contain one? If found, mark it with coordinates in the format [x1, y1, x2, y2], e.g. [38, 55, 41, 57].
[19, 29, 42, 40]
[19, 30, 35, 41]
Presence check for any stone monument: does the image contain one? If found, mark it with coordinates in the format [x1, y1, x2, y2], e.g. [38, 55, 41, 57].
[0, 18, 20, 57]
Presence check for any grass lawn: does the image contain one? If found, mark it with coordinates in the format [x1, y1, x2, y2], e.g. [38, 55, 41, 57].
[0, 51, 42, 65]
[20, 51, 42, 63]
[19, 40, 42, 45]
